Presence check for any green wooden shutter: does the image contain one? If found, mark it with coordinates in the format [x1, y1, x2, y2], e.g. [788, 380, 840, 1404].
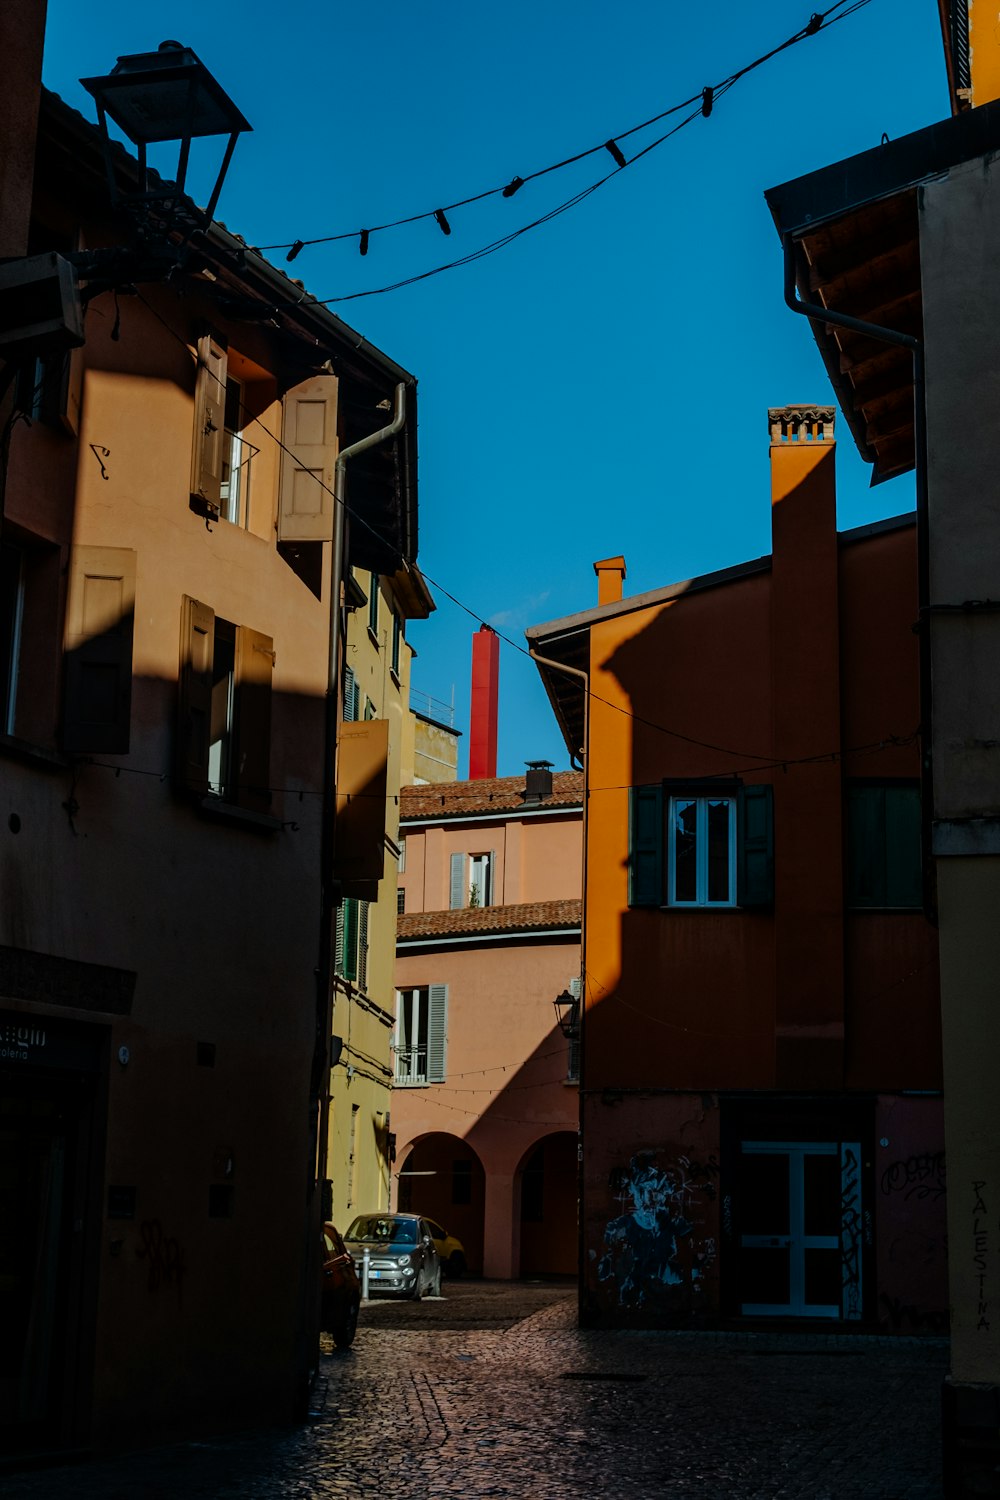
[343, 665, 357, 722]
[628, 784, 663, 907]
[738, 783, 774, 908]
[341, 898, 359, 982]
[358, 900, 369, 991]
[884, 785, 922, 907]
[427, 983, 448, 1082]
[334, 902, 345, 976]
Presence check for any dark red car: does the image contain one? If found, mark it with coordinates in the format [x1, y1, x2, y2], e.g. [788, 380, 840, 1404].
[321, 1223, 362, 1348]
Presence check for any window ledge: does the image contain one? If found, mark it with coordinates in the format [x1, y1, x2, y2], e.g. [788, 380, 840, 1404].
[389, 668, 401, 689]
[0, 734, 71, 771]
[198, 796, 282, 833]
[392, 1079, 430, 1088]
[367, 627, 380, 649]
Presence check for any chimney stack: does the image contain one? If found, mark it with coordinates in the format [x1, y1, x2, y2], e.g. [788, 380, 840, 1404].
[522, 760, 554, 805]
[594, 555, 626, 606]
[468, 625, 499, 780]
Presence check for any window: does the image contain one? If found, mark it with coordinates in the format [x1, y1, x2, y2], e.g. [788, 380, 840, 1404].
[368, 572, 380, 638]
[668, 796, 736, 906]
[335, 898, 369, 989]
[397, 888, 406, 915]
[394, 984, 448, 1084]
[846, 782, 922, 909]
[0, 534, 62, 748]
[450, 851, 494, 909]
[628, 782, 773, 910]
[177, 595, 274, 811]
[398, 836, 406, 873]
[219, 376, 258, 528]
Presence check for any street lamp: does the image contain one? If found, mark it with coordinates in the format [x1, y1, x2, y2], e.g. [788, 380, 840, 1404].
[552, 989, 579, 1040]
[81, 41, 251, 225]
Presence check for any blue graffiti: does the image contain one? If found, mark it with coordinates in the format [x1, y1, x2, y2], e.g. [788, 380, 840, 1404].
[598, 1153, 695, 1307]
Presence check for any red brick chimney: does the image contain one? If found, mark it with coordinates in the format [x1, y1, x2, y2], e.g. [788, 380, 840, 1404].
[594, 555, 626, 606]
[469, 626, 499, 779]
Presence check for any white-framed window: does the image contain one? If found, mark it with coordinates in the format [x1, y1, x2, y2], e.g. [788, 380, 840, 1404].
[398, 836, 406, 873]
[394, 984, 448, 1084]
[667, 795, 736, 907]
[469, 852, 493, 908]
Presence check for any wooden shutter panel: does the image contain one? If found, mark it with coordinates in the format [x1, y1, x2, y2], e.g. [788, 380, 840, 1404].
[334, 902, 345, 976]
[427, 983, 448, 1082]
[628, 784, 663, 907]
[738, 783, 774, 909]
[191, 333, 228, 513]
[277, 375, 338, 541]
[63, 546, 135, 754]
[234, 625, 274, 811]
[449, 852, 465, 910]
[341, 898, 358, 982]
[343, 665, 357, 722]
[358, 900, 369, 991]
[884, 785, 922, 908]
[177, 596, 214, 794]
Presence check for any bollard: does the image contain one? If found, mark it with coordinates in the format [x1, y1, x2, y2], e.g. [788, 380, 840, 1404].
[361, 1245, 370, 1301]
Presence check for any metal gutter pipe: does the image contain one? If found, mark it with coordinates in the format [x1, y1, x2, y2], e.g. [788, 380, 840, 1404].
[529, 647, 590, 1322]
[313, 378, 409, 1202]
[782, 236, 934, 917]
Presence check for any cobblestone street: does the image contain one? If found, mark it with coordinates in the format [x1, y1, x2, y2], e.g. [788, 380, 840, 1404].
[6, 1284, 948, 1499]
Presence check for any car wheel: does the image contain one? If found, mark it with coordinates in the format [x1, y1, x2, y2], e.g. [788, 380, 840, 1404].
[333, 1297, 359, 1349]
[448, 1252, 466, 1280]
[407, 1277, 422, 1302]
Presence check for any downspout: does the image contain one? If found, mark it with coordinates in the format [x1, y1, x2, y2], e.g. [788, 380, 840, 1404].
[782, 236, 934, 916]
[310, 380, 408, 1253]
[528, 647, 589, 1324]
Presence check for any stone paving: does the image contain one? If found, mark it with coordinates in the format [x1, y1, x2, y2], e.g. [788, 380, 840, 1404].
[6, 1284, 948, 1499]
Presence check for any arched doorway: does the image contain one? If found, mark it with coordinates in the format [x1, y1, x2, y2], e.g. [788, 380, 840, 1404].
[395, 1134, 486, 1274]
[517, 1131, 577, 1277]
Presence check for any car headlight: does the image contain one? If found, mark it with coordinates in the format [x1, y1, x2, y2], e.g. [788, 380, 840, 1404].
[396, 1254, 412, 1268]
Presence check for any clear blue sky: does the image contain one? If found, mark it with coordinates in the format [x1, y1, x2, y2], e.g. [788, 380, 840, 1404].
[42, 0, 946, 776]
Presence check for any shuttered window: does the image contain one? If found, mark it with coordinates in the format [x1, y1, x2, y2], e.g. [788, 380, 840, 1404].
[177, 596, 273, 809]
[628, 781, 774, 910]
[343, 665, 359, 722]
[449, 852, 465, 910]
[427, 983, 448, 1082]
[63, 546, 136, 754]
[846, 783, 921, 909]
[335, 897, 369, 986]
[394, 984, 448, 1084]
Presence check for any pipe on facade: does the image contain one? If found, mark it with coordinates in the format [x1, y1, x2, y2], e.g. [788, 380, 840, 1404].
[313, 379, 409, 1199]
[781, 235, 934, 919]
[528, 646, 589, 1321]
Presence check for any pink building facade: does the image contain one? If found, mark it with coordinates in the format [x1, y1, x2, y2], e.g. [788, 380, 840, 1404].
[393, 771, 582, 1278]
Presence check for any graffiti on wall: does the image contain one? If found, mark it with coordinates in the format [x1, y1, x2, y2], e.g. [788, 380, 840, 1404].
[596, 1151, 716, 1308]
[840, 1145, 863, 1320]
[880, 1151, 946, 1203]
[973, 1180, 990, 1333]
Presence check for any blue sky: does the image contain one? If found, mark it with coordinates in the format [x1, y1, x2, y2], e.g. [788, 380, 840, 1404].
[42, 0, 946, 776]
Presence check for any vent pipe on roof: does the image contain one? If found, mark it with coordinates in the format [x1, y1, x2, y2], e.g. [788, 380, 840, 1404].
[468, 625, 499, 779]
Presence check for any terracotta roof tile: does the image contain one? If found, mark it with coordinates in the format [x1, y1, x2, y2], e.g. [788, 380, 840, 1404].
[400, 771, 583, 822]
[396, 898, 581, 943]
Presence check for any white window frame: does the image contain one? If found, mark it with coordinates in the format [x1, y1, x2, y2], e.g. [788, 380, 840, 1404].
[469, 852, 493, 908]
[395, 987, 429, 1085]
[667, 794, 736, 907]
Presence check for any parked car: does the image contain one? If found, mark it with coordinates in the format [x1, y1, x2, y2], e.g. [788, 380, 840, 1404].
[321, 1223, 362, 1347]
[423, 1217, 467, 1278]
[343, 1212, 441, 1299]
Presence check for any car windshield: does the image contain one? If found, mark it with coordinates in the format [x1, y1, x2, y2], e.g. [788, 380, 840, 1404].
[345, 1216, 417, 1244]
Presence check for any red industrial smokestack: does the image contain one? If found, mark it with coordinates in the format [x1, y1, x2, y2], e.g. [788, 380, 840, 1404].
[469, 626, 499, 779]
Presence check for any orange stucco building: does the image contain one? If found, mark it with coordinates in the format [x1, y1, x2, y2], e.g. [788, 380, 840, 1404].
[529, 405, 945, 1331]
[0, 72, 426, 1454]
[392, 770, 582, 1278]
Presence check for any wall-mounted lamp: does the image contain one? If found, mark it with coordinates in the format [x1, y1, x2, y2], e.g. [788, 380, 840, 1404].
[552, 989, 579, 1040]
[81, 40, 251, 225]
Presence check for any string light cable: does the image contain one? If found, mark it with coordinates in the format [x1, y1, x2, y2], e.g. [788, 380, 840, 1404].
[241, 1, 876, 307]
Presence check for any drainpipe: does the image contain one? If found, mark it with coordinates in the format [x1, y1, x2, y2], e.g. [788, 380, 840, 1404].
[528, 648, 589, 1323]
[782, 236, 934, 916]
[312, 380, 408, 1238]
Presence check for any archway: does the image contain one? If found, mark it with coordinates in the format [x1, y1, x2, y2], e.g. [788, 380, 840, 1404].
[517, 1131, 578, 1277]
[395, 1133, 486, 1274]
